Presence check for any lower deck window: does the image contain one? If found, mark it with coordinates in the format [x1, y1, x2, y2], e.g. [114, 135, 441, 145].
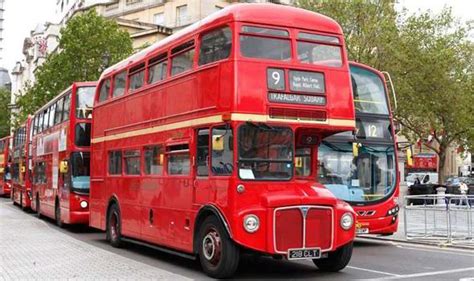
[108, 151, 122, 175]
[167, 144, 190, 175]
[124, 150, 141, 175]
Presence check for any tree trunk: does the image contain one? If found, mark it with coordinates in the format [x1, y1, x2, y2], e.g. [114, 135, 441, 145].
[437, 146, 448, 185]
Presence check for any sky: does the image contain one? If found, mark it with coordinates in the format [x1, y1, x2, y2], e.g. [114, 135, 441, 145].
[1, 0, 473, 72]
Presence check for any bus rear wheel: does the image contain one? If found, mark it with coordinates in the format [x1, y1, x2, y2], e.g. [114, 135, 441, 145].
[107, 204, 123, 248]
[313, 242, 353, 272]
[198, 216, 239, 278]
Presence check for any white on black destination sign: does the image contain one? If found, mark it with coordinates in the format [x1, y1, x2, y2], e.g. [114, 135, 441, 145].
[268, 92, 326, 106]
[289, 70, 325, 94]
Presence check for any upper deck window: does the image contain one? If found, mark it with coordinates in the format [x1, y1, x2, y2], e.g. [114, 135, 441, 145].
[76, 87, 95, 119]
[298, 32, 340, 44]
[48, 103, 56, 128]
[171, 40, 195, 76]
[350, 65, 389, 115]
[148, 54, 167, 84]
[63, 93, 71, 121]
[129, 63, 145, 91]
[54, 97, 64, 125]
[113, 71, 126, 98]
[98, 79, 111, 103]
[297, 41, 342, 67]
[199, 27, 232, 66]
[240, 26, 291, 61]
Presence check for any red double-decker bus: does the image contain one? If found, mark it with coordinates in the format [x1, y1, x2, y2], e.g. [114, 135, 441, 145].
[0, 136, 12, 197]
[318, 62, 399, 235]
[11, 117, 33, 209]
[31, 82, 96, 226]
[90, 4, 356, 278]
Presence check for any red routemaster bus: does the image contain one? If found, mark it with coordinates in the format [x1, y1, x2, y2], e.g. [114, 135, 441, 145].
[90, 4, 356, 278]
[0, 136, 12, 197]
[31, 82, 96, 226]
[318, 62, 399, 235]
[11, 117, 33, 209]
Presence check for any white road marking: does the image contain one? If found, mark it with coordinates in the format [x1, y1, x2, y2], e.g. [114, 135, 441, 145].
[396, 245, 474, 257]
[376, 267, 474, 280]
[347, 266, 401, 277]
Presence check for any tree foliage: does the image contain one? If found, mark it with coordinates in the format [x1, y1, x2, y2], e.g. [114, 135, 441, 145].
[297, 1, 473, 183]
[0, 88, 11, 138]
[14, 9, 133, 125]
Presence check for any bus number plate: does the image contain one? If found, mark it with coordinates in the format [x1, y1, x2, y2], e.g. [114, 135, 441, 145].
[356, 227, 369, 234]
[288, 248, 321, 260]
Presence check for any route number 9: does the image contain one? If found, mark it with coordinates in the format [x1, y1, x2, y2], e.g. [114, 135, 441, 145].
[267, 68, 285, 90]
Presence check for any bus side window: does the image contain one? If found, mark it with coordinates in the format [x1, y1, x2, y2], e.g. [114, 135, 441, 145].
[196, 129, 209, 176]
[98, 79, 111, 103]
[144, 145, 164, 175]
[171, 40, 195, 76]
[108, 151, 122, 175]
[113, 71, 127, 98]
[199, 26, 232, 66]
[211, 126, 233, 175]
[167, 144, 190, 175]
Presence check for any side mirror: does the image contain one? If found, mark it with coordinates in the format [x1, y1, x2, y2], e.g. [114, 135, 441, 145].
[21, 165, 26, 173]
[60, 160, 68, 174]
[295, 157, 303, 168]
[212, 135, 224, 151]
[159, 154, 164, 166]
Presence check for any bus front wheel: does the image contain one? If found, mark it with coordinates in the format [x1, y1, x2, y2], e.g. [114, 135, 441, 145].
[313, 242, 353, 272]
[198, 216, 239, 278]
[107, 204, 123, 248]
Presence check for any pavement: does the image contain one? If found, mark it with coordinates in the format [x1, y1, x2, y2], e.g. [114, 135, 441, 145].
[1, 197, 474, 280]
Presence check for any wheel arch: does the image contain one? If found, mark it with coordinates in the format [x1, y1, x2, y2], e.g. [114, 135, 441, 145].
[193, 204, 233, 254]
[105, 194, 121, 227]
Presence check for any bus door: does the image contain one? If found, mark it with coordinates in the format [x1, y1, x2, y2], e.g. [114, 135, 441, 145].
[163, 141, 193, 249]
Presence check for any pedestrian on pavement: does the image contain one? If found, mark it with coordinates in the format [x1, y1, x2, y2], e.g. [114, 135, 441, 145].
[459, 181, 469, 206]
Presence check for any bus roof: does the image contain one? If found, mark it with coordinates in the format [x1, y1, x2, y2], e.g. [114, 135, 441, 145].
[101, 3, 343, 78]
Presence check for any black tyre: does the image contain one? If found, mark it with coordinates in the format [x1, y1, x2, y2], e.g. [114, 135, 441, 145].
[19, 192, 23, 209]
[313, 242, 353, 272]
[198, 216, 240, 279]
[55, 201, 64, 228]
[106, 204, 123, 248]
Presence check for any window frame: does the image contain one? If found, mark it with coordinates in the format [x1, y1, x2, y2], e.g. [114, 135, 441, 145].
[112, 71, 127, 98]
[123, 149, 142, 176]
[54, 97, 65, 125]
[198, 25, 232, 66]
[98, 78, 111, 103]
[166, 143, 191, 176]
[170, 40, 195, 77]
[239, 24, 292, 62]
[128, 62, 146, 92]
[147, 53, 168, 85]
[108, 150, 123, 176]
[62, 92, 71, 122]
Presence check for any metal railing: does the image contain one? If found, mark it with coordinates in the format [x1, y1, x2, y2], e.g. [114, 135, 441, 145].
[404, 194, 474, 245]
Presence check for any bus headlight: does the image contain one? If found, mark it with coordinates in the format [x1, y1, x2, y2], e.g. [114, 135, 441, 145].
[243, 214, 260, 233]
[80, 200, 88, 209]
[340, 213, 354, 230]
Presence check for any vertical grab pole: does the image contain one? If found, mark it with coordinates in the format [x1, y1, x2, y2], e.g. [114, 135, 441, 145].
[381, 71, 398, 110]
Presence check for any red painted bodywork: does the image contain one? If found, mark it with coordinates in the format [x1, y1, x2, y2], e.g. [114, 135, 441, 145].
[0, 136, 12, 196]
[11, 117, 33, 209]
[90, 4, 356, 257]
[347, 62, 400, 235]
[31, 82, 96, 224]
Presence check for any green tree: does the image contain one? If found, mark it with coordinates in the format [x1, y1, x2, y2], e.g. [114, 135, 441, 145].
[393, 9, 474, 183]
[14, 9, 133, 123]
[0, 88, 11, 137]
[297, 0, 400, 70]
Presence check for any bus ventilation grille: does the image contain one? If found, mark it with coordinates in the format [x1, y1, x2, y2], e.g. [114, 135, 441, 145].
[269, 107, 327, 121]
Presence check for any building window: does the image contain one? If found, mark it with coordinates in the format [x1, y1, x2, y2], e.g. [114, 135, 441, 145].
[126, 0, 143, 5]
[108, 151, 122, 175]
[176, 5, 188, 26]
[154, 12, 164, 26]
[144, 145, 164, 175]
[124, 150, 141, 175]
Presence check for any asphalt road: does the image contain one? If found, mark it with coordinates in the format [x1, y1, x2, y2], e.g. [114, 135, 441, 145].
[2, 198, 474, 280]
